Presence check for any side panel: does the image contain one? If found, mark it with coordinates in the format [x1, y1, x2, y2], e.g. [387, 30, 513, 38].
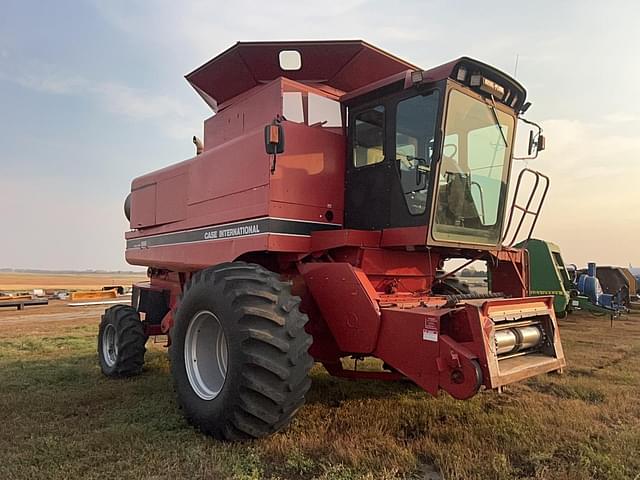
[127, 233, 308, 271]
[299, 262, 381, 353]
[126, 235, 269, 271]
[127, 186, 270, 239]
[344, 158, 392, 230]
[130, 183, 156, 228]
[203, 80, 282, 149]
[156, 174, 188, 225]
[127, 80, 281, 236]
[489, 248, 529, 298]
[126, 223, 318, 271]
[188, 128, 270, 206]
[270, 121, 346, 220]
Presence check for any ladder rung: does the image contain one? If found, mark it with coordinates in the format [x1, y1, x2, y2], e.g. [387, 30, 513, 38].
[514, 205, 539, 216]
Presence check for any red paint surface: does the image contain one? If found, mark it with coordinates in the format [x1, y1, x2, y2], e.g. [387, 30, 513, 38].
[124, 41, 561, 400]
[300, 262, 381, 353]
[186, 40, 416, 108]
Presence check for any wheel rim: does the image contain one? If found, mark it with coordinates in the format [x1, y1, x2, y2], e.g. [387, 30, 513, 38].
[102, 323, 118, 367]
[184, 310, 229, 401]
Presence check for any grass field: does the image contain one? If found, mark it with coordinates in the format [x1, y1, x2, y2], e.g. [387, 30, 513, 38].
[0, 302, 639, 480]
[0, 271, 146, 292]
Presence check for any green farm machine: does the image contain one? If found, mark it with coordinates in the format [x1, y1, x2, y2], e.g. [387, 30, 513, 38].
[515, 239, 572, 317]
[517, 239, 625, 318]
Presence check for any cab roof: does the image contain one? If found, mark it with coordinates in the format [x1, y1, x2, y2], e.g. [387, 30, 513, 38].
[185, 40, 417, 110]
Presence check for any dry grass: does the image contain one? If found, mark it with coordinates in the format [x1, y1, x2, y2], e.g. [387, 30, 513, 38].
[0, 272, 146, 291]
[0, 303, 639, 480]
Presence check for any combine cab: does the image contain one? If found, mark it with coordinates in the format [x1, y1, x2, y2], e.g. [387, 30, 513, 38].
[98, 41, 565, 440]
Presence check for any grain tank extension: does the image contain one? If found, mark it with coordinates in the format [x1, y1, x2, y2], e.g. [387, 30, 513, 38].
[98, 41, 565, 440]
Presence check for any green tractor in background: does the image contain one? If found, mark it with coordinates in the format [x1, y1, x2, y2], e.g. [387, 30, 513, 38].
[516, 239, 573, 318]
[516, 239, 623, 318]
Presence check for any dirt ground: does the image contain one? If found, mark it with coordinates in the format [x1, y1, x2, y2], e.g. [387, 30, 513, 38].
[0, 300, 638, 480]
[0, 271, 146, 292]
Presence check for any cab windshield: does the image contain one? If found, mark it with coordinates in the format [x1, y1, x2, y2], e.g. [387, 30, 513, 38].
[432, 89, 515, 245]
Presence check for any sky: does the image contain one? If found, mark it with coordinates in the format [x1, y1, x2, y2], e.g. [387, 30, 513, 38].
[0, 0, 639, 271]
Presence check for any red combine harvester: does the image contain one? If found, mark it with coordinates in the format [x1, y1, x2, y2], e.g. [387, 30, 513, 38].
[98, 41, 565, 440]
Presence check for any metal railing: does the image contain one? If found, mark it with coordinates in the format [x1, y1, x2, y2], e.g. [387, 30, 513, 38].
[502, 168, 550, 247]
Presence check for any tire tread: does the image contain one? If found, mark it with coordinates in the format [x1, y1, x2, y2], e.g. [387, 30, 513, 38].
[171, 261, 313, 440]
[98, 305, 147, 377]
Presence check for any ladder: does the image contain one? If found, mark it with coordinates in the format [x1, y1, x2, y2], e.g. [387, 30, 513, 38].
[502, 168, 550, 247]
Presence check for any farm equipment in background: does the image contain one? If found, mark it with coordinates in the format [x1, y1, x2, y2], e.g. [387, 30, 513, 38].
[518, 239, 627, 318]
[573, 263, 628, 317]
[575, 264, 620, 309]
[97, 40, 565, 440]
[574, 265, 633, 308]
[630, 267, 640, 295]
[514, 239, 572, 317]
[627, 267, 640, 310]
[620, 268, 637, 302]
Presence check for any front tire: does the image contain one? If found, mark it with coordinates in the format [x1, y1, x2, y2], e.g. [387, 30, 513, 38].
[170, 262, 313, 441]
[98, 305, 147, 376]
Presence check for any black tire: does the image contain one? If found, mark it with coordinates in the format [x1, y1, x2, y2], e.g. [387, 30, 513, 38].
[170, 262, 313, 441]
[98, 305, 147, 376]
[432, 277, 471, 295]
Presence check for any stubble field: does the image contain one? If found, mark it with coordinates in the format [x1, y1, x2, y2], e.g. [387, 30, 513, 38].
[0, 274, 638, 480]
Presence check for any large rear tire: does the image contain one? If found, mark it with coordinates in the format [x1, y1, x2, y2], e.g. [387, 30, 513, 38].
[98, 305, 147, 377]
[170, 262, 313, 441]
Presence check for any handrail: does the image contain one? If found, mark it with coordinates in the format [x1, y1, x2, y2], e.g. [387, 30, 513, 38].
[502, 168, 550, 247]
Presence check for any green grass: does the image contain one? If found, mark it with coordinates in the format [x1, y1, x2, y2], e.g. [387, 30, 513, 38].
[0, 313, 639, 479]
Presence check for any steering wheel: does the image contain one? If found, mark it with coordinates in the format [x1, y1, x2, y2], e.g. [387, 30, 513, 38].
[443, 143, 458, 158]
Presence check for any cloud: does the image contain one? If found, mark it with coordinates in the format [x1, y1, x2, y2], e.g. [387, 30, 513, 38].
[512, 118, 640, 267]
[90, 82, 187, 121]
[90, 1, 441, 67]
[603, 112, 638, 124]
[539, 118, 640, 178]
[0, 61, 86, 94]
[20, 74, 85, 94]
[0, 57, 200, 139]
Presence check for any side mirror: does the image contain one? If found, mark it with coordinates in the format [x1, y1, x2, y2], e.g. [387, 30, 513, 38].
[527, 130, 546, 156]
[527, 130, 534, 156]
[264, 123, 285, 155]
[537, 134, 546, 152]
[514, 113, 545, 161]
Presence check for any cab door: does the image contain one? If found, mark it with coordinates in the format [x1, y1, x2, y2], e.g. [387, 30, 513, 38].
[344, 103, 392, 230]
[344, 89, 441, 231]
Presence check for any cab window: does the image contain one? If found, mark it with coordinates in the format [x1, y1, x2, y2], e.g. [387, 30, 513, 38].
[433, 89, 514, 245]
[353, 105, 385, 167]
[395, 91, 439, 215]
